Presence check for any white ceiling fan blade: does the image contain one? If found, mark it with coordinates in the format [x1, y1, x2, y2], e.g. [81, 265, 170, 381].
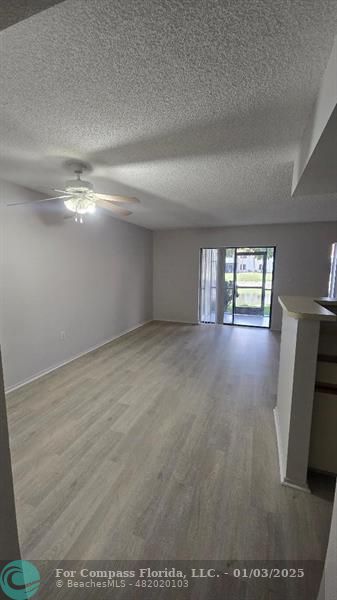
[96, 198, 132, 217]
[54, 189, 72, 194]
[95, 193, 139, 205]
[7, 196, 69, 206]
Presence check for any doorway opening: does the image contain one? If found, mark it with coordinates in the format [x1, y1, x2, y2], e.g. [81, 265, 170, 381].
[199, 246, 275, 328]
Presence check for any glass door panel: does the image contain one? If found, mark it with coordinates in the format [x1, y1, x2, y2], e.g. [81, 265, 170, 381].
[235, 287, 263, 310]
[264, 290, 272, 317]
[235, 255, 263, 287]
[233, 249, 274, 327]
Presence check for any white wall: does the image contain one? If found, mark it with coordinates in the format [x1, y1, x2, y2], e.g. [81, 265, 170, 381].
[292, 36, 337, 195]
[153, 222, 337, 330]
[0, 180, 153, 390]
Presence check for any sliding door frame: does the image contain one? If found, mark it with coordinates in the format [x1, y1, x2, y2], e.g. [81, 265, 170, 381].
[234, 249, 267, 320]
[199, 245, 276, 329]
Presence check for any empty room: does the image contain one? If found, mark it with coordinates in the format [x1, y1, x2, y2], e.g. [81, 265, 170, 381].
[0, 2, 337, 599]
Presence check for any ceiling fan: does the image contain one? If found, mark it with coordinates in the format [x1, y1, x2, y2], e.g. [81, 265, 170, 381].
[7, 163, 139, 223]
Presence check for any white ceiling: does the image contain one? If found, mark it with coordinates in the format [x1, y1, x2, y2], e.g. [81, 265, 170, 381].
[1, 0, 337, 230]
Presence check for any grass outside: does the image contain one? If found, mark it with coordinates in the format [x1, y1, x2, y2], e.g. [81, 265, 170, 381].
[235, 272, 272, 285]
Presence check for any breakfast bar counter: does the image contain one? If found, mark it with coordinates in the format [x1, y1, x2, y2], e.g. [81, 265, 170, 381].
[274, 296, 337, 491]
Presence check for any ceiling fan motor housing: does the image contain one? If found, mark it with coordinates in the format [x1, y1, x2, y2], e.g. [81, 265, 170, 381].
[65, 179, 94, 194]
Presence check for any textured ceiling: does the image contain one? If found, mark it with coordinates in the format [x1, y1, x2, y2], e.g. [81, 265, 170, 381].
[1, 0, 337, 229]
[0, 0, 66, 32]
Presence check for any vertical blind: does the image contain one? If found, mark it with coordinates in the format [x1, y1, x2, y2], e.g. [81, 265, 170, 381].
[199, 249, 218, 323]
[328, 243, 337, 298]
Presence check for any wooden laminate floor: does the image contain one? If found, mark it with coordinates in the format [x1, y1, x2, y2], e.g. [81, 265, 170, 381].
[7, 322, 335, 561]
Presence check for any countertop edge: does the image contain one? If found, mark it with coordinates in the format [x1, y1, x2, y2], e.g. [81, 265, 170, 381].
[278, 296, 337, 321]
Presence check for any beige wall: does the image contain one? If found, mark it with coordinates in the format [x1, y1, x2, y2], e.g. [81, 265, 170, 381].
[153, 222, 337, 330]
[0, 348, 21, 559]
[0, 180, 153, 390]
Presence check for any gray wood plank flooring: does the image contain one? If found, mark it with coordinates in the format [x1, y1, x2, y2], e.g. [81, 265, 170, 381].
[6, 322, 335, 561]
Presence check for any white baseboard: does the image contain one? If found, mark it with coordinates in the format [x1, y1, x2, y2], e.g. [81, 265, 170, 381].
[6, 320, 152, 394]
[153, 319, 199, 325]
[273, 407, 285, 482]
[282, 478, 311, 494]
[273, 408, 310, 494]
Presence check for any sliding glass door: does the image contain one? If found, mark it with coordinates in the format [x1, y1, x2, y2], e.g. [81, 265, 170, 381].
[200, 247, 275, 328]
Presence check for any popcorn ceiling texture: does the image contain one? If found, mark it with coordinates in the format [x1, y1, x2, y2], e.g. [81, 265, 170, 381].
[1, 0, 337, 229]
[0, 0, 65, 32]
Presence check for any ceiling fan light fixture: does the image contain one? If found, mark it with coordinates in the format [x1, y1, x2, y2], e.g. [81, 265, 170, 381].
[64, 195, 96, 215]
